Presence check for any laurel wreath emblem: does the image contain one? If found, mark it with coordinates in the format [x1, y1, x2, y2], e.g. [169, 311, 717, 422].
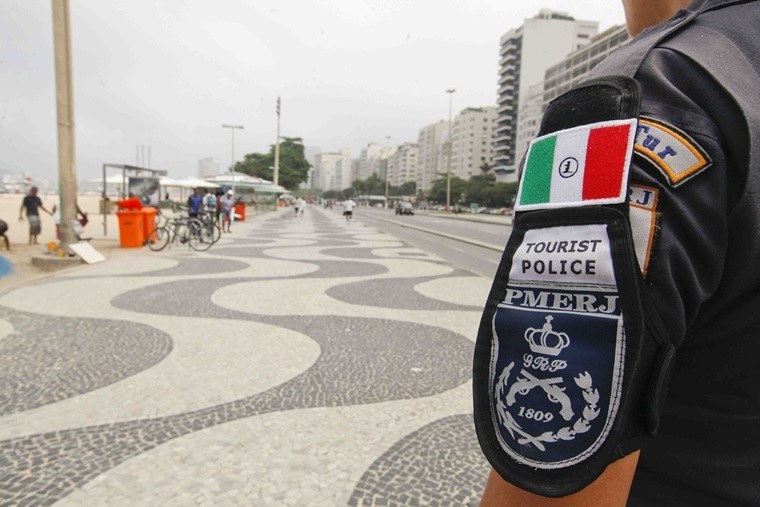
[494, 362, 600, 451]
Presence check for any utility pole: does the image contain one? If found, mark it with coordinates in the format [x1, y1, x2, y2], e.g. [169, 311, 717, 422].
[384, 136, 391, 209]
[221, 124, 244, 219]
[52, 0, 78, 248]
[273, 97, 281, 211]
[445, 88, 456, 213]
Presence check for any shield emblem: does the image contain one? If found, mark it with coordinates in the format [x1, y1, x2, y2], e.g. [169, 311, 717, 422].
[490, 289, 625, 468]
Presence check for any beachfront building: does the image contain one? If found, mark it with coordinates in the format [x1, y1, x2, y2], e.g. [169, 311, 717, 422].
[495, 9, 598, 182]
[451, 106, 497, 181]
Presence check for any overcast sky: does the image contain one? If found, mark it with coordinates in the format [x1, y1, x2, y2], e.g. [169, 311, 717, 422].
[0, 1, 625, 182]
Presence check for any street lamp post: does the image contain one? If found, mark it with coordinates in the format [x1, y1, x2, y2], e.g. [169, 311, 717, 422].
[273, 97, 282, 211]
[445, 89, 456, 212]
[384, 136, 391, 209]
[222, 124, 244, 220]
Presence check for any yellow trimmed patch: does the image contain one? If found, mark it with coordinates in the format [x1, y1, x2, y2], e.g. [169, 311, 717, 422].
[628, 184, 660, 276]
[633, 117, 711, 187]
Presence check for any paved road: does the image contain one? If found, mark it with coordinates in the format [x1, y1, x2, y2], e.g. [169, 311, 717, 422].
[0, 206, 493, 506]
[355, 208, 511, 279]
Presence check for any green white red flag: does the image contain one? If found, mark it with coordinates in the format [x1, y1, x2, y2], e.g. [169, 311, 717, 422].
[515, 119, 637, 211]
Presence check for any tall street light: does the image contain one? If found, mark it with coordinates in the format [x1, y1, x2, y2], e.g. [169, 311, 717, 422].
[384, 136, 391, 209]
[222, 124, 244, 219]
[445, 89, 456, 212]
[273, 97, 282, 212]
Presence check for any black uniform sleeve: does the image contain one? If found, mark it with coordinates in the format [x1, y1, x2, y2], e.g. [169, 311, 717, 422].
[629, 47, 737, 345]
[473, 41, 747, 495]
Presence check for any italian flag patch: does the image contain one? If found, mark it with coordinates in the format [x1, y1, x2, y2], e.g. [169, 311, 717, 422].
[515, 119, 637, 211]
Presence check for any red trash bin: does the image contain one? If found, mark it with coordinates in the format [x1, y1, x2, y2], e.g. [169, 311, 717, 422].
[116, 210, 144, 248]
[234, 203, 246, 222]
[141, 207, 158, 244]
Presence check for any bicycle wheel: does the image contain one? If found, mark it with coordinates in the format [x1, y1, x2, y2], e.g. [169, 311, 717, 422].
[187, 219, 213, 252]
[209, 223, 222, 244]
[147, 226, 171, 251]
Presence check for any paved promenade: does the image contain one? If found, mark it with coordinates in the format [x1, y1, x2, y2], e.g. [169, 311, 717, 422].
[0, 205, 492, 506]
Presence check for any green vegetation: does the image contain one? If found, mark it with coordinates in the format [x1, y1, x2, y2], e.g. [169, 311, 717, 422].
[234, 137, 311, 191]
[343, 166, 517, 208]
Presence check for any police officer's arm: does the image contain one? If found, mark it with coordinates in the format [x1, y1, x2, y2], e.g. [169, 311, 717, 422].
[480, 452, 639, 506]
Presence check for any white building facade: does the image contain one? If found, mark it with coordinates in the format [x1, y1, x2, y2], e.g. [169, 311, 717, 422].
[390, 142, 419, 187]
[495, 10, 598, 182]
[543, 25, 630, 106]
[198, 158, 221, 178]
[357, 143, 385, 181]
[416, 120, 449, 192]
[313, 152, 344, 191]
[334, 149, 354, 191]
[451, 106, 497, 181]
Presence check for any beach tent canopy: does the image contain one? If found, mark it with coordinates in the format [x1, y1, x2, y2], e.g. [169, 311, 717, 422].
[159, 176, 179, 186]
[174, 177, 220, 188]
[204, 172, 287, 194]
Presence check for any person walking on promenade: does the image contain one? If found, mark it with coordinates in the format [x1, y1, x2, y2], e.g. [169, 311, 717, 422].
[220, 190, 234, 233]
[18, 186, 52, 245]
[297, 197, 306, 217]
[343, 198, 356, 223]
[474, 0, 760, 505]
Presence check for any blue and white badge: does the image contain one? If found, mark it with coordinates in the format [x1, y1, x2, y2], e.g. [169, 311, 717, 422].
[489, 224, 625, 468]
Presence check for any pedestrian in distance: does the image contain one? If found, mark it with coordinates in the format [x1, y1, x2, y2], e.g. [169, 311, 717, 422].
[474, 0, 760, 505]
[220, 190, 234, 233]
[187, 188, 202, 218]
[203, 190, 218, 223]
[0, 219, 10, 250]
[342, 198, 356, 223]
[297, 197, 306, 217]
[18, 186, 52, 245]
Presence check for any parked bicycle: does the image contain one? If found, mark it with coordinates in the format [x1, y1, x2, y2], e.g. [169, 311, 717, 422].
[146, 211, 213, 252]
[197, 210, 222, 245]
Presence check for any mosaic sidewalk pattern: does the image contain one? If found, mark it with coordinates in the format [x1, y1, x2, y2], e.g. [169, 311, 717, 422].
[0, 207, 493, 506]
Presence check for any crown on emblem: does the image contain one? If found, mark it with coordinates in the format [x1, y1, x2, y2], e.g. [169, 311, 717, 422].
[524, 316, 570, 356]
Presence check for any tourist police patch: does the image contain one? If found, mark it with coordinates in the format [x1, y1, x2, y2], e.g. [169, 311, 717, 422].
[489, 224, 624, 468]
[633, 116, 712, 187]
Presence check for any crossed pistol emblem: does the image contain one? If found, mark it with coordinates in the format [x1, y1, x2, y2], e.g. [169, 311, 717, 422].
[506, 369, 575, 421]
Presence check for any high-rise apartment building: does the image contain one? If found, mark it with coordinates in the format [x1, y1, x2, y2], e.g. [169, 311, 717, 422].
[495, 10, 598, 181]
[514, 82, 547, 168]
[198, 158, 221, 178]
[313, 151, 347, 191]
[334, 150, 354, 191]
[543, 25, 629, 105]
[357, 143, 385, 181]
[451, 106, 497, 180]
[416, 120, 449, 192]
[389, 142, 419, 187]
[512, 25, 630, 167]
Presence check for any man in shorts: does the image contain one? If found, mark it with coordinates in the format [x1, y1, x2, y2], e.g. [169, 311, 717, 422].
[18, 186, 52, 245]
[343, 198, 356, 223]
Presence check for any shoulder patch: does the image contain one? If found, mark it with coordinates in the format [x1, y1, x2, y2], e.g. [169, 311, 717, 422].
[628, 184, 660, 276]
[515, 119, 638, 212]
[490, 224, 624, 469]
[633, 116, 711, 187]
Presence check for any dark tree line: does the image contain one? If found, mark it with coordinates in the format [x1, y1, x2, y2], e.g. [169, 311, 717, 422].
[234, 137, 311, 191]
